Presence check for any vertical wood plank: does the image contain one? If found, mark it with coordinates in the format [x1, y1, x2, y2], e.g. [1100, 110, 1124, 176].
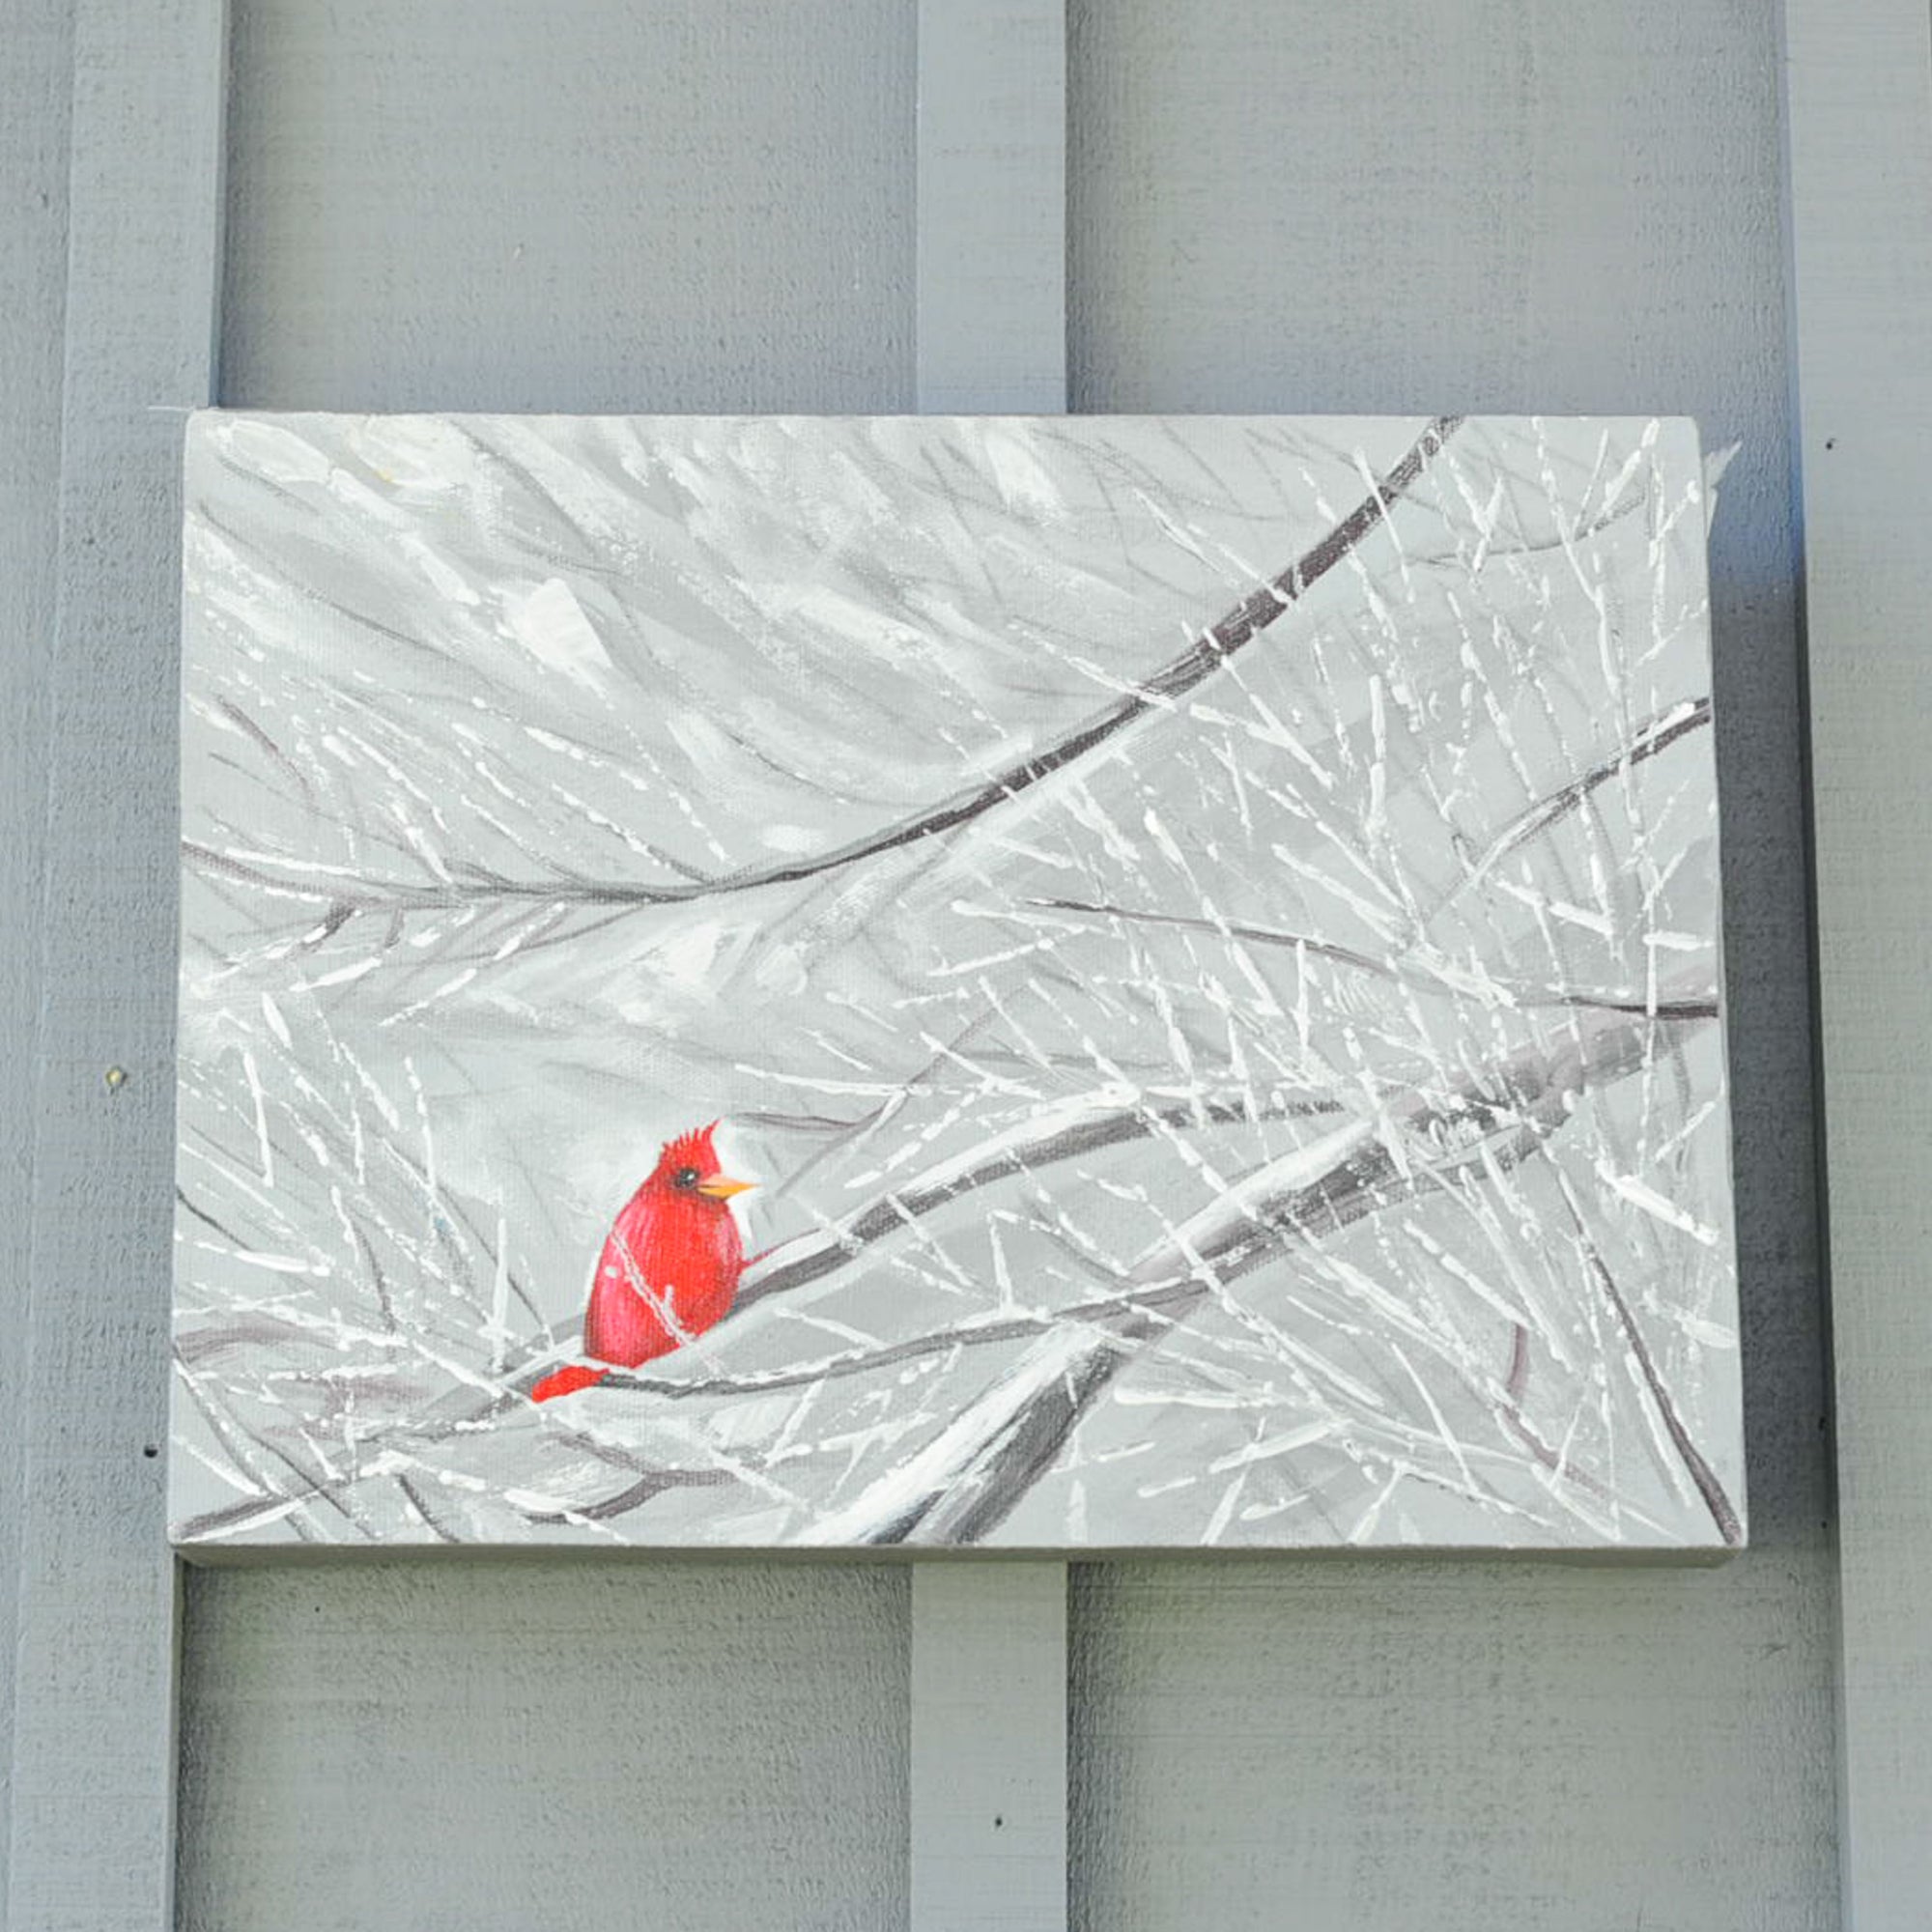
[913, 6, 1067, 1930]
[5, 3, 228, 1927]
[915, 0, 1066, 414]
[912, 1567, 1068, 1932]
[218, 0, 916, 413]
[0, 7, 75, 1924]
[1783, 2, 1932, 1924]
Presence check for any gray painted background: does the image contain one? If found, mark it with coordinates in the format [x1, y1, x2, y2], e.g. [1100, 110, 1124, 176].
[3, 0, 1832, 1925]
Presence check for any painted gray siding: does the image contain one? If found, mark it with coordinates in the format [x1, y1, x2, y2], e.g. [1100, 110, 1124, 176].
[3, 2, 1835, 1926]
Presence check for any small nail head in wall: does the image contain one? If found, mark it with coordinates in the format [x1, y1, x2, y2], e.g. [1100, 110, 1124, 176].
[103, 1065, 127, 1091]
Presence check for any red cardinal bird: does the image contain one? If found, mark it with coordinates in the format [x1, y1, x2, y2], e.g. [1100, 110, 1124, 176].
[530, 1122, 754, 1403]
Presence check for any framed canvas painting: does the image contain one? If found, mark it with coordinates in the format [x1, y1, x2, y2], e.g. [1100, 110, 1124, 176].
[170, 412, 1742, 1552]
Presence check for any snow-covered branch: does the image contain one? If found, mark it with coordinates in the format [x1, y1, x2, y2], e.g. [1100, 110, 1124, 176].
[799, 1001, 1731, 1547]
[169, 1074, 1348, 1538]
[183, 416, 1463, 926]
[1017, 895, 1718, 1022]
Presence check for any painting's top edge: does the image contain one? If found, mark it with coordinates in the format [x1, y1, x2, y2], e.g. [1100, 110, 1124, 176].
[171, 1533, 1743, 1569]
[182, 407, 1703, 433]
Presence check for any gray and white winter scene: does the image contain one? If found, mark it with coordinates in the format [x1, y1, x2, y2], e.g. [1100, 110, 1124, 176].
[172, 412, 1742, 1553]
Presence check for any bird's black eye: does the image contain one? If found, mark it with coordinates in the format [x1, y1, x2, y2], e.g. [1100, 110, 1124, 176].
[672, 1166, 700, 1189]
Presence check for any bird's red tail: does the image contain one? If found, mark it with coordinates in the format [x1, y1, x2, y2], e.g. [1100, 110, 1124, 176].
[530, 1363, 611, 1403]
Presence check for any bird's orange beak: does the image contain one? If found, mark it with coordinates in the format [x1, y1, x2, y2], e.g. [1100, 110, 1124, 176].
[696, 1175, 754, 1200]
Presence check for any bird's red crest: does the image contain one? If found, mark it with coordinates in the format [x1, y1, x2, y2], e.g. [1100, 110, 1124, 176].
[657, 1121, 720, 1178]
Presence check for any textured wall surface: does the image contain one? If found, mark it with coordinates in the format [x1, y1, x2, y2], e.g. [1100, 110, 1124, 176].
[218, 0, 917, 415]
[0, 8, 75, 1924]
[176, 1564, 911, 1932]
[1068, 2, 1833, 1927]
[7, 0, 1833, 1925]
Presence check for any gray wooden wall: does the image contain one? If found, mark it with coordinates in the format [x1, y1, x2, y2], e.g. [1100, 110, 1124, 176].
[3, 2, 1844, 1926]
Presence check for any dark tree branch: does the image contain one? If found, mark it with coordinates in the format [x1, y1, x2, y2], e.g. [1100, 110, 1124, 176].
[1550, 1169, 1743, 1547]
[826, 1004, 1716, 1545]
[518, 1467, 736, 1526]
[1457, 696, 1713, 890]
[184, 416, 1465, 920]
[1022, 895, 1719, 1022]
[725, 1088, 1344, 1317]
[180, 999, 1722, 1546]
[170, 1080, 1347, 1533]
